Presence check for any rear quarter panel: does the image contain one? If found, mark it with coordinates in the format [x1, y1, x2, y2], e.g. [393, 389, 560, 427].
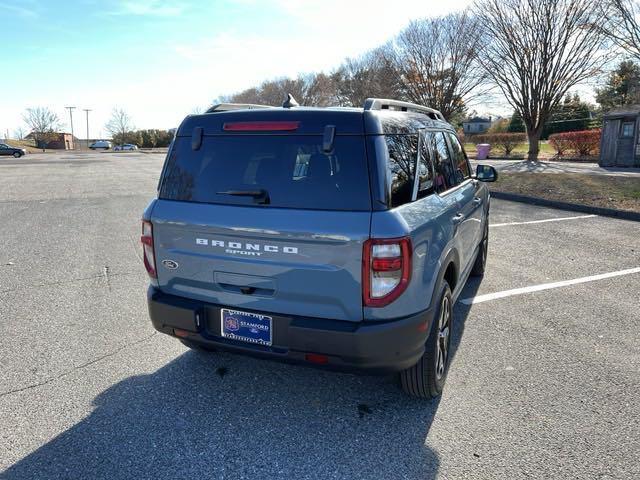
[366, 194, 459, 321]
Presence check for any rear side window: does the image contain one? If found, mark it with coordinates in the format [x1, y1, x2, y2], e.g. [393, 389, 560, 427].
[429, 131, 457, 193]
[447, 132, 471, 182]
[416, 133, 435, 199]
[385, 134, 418, 207]
[159, 135, 371, 211]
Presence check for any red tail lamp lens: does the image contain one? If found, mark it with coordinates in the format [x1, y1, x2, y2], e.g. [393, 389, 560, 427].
[363, 237, 412, 307]
[305, 353, 329, 365]
[141, 220, 156, 279]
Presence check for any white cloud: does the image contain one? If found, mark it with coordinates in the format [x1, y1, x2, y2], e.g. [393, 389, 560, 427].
[108, 0, 184, 16]
[0, 1, 38, 17]
[1, 0, 479, 136]
[90, 0, 476, 132]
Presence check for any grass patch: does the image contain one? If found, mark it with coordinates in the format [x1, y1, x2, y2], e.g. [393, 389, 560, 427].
[490, 173, 640, 213]
[465, 142, 557, 158]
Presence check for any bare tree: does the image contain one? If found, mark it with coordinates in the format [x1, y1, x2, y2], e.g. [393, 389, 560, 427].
[22, 107, 62, 149]
[476, 0, 611, 161]
[600, 1, 640, 61]
[23, 107, 61, 134]
[221, 72, 337, 107]
[333, 46, 402, 107]
[218, 87, 261, 105]
[388, 12, 488, 123]
[105, 108, 134, 144]
[14, 127, 26, 140]
[297, 73, 337, 106]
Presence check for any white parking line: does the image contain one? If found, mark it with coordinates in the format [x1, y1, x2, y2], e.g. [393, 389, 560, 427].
[490, 214, 597, 227]
[460, 267, 640, 305]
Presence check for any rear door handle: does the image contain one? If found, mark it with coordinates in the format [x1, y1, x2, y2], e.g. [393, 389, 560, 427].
[473, 197, 483, 205]
[452, 213, 465, 225]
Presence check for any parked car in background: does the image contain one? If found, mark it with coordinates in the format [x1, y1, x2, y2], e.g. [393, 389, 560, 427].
[0, 143, 27, 158]
[89, 140, 112, 150]
[142, 97, 498, 399]
[114, 144, 138, 151]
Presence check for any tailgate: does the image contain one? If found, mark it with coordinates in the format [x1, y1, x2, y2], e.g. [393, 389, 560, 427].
[151, 200, 370, 321]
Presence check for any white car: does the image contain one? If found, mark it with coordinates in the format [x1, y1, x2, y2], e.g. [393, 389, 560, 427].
[114, 144, 138, 151]
[89, 140, 112, 150]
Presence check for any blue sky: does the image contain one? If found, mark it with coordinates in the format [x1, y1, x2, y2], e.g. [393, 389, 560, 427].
[0, 0, 474, 138]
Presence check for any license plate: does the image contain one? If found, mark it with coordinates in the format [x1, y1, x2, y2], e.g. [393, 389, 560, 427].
[221, 308, 272, 346]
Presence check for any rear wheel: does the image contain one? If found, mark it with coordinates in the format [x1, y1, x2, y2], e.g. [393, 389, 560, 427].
[400, 281, 453, 399]
[471, 219, 488, 277]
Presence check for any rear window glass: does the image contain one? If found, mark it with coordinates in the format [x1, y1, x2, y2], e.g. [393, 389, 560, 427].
[385, 134, 418, 207]
[159, 135, 371, 211]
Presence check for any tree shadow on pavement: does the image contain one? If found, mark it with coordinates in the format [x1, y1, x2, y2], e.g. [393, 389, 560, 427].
[4, 280, 481, 480]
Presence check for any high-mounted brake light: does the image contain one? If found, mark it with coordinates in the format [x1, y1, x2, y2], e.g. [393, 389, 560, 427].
[363, 237, 412, 307]
[141, 220, 156, 279]
[223, 121, 300, 132]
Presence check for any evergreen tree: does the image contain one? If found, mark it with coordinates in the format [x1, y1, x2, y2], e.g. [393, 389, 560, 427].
[595, 60, 640, 110]
[508, 111, 525, 132]
[543, 93, 594, 137]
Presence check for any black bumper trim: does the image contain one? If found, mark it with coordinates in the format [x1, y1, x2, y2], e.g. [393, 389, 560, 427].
[147, 286, 434, 374]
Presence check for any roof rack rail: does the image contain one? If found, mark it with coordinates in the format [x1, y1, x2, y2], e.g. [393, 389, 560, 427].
[205, 103, 272, 113]
[363, 98, 446, 121]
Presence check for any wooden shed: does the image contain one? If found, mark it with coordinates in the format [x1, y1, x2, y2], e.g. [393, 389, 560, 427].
[600, 105, 640, 167]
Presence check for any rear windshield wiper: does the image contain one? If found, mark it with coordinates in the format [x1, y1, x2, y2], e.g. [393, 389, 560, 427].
[216, 189, 270, 205]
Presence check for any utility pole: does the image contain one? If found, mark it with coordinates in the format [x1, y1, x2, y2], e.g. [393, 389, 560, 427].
[65, 106, 76, 150]
[83, 109, 91, 149]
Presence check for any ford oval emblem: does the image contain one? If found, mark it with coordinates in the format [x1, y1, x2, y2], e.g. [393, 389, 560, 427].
[162, 259, 179, 270]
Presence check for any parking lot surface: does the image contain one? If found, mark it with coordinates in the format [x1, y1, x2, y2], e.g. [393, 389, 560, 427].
[1, 152, 638, 479]
[470, 158, 640, 177]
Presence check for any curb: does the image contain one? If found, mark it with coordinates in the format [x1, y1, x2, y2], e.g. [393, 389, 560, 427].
[490, 191, 640, 222]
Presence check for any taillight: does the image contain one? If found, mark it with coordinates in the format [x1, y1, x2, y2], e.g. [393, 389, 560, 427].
[363, 237, 412, 307]
[141, 220, 156, 279]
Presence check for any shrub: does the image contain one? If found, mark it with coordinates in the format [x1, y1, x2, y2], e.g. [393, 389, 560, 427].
[548, 135, 572, 156]
[491, 133, 527, 155]
[548, 129, 601, 157]
[488, 118, 510, 133]
[467, 133, 526, 155]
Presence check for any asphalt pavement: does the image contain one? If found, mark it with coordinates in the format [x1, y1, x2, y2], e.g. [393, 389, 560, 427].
[470, 158, 640, 177]
[1, 151, 638, 479]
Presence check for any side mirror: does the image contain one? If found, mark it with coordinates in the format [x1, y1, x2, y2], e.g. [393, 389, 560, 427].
[475, 164, 498, 182]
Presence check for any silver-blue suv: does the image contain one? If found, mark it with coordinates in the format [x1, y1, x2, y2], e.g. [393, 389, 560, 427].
[142, 97, 497, 398]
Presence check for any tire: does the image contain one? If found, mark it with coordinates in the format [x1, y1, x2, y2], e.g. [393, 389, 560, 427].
[13, 151, 22, 158]
[400, 281, 453, 399]
[470, 219, 488, 277]
[179, 338, 216, 352]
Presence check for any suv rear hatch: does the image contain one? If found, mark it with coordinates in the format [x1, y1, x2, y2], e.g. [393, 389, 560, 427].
[151, 110, 371, 321]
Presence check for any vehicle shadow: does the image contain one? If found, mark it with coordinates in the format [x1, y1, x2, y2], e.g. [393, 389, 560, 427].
[4, 280, 481, 480]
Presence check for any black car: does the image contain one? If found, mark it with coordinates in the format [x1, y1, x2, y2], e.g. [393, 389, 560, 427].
[0, 143, 26, 158]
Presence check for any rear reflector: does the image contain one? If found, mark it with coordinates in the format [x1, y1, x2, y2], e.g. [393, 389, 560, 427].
[141, 220, 157, 279]
[223, 121, 300, 132]
[372, 257, 402, 271]
[305, 353, 329, 365]
[173, 329, 190, 338]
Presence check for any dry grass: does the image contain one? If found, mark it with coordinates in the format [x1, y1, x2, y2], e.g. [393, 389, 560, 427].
[464, 141, 556, 158]
[490, 173, 640, 213]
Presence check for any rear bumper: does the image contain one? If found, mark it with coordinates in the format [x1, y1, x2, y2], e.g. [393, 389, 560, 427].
[147, 286, 434, 374]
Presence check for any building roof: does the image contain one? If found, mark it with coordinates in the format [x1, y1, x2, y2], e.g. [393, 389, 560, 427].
[604, 105, 640, 119]
[463, 116, 491, 123]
